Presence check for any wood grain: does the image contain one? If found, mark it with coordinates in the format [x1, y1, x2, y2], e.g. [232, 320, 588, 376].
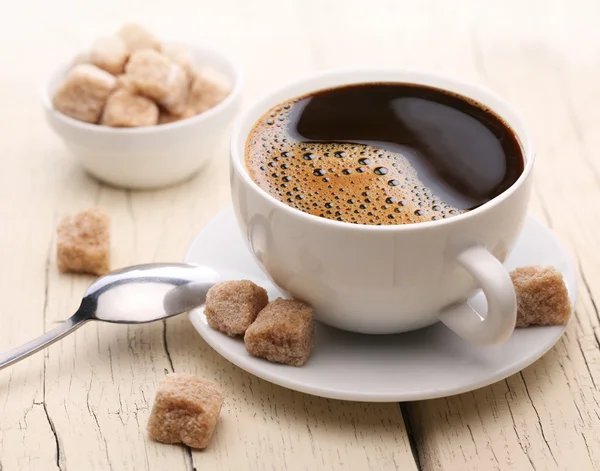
[400, 3, 600, 470]
[0, 0, 598, 469]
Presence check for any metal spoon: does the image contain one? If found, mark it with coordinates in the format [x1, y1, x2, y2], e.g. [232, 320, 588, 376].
[0, 263, 219, 370]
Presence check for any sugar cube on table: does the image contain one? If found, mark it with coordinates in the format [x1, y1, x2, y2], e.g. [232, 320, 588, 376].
[244, 298, 315, 366]
[147, 373, 224, 449]
[52, 64, 117, 124]
[56, 207, 110, 276]
[205, 280, 269, 336]
[125, 49, 189, 115]
[101, 88, 159, 127]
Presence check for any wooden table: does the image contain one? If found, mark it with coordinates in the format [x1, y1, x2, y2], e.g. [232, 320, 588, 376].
[1, 0, 598, 469]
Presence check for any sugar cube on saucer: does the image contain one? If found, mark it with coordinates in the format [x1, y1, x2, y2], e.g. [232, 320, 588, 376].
[101, 88, 159, 127]
[56, 207, 110, 276]
[205, 280, 269, 336]
[52, 64, 117, 123]
[244, 298, 315, 367]
[147, 373, 224, 449]
[511, 265, 571, 327]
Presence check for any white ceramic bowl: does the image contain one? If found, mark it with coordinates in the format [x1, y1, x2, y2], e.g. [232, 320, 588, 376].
[43, 44, 243, 189]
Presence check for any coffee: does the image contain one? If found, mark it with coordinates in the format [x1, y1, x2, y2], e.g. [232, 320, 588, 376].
[245, 83, 524, 225]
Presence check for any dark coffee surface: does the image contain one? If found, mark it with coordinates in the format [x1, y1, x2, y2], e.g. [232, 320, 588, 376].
[245, 83, 524, 225]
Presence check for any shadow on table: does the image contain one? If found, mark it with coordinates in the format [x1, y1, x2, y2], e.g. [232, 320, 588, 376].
[402, 333, 567, 450]
[160, 315, 410, 446]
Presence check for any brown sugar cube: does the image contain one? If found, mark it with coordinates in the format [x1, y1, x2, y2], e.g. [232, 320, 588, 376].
[188, 67, 230, 114]
[118, 23, 161, 54]
[161, 44, 195, 74]
[90, 36, 129, 75]
[244, 298, 315, 367]
[101, 88, 159, 127]
[115, 74, 137, 92]
[57, 207, 110, 276]
[510, 266, 572, 327]
[205, 280, 269, 336]
[125, 49, 189, 114]
[147, 373, 224, 449]
[52, 64, 117, 123]
[72, 50, 91, 66]
[157, 106, 196, 125]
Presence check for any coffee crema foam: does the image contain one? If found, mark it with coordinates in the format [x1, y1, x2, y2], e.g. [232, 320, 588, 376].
[246, 101, 464, 225]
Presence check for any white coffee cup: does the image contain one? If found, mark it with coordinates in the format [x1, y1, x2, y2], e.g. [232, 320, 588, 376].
[230, 68, 534, 345]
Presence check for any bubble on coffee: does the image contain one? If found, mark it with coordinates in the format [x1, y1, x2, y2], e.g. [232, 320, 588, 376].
[245, 83, 524, 225]
[248, 126, 457, 223]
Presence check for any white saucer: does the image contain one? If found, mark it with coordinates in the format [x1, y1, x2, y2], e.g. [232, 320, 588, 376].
[185, 207, 577, 402]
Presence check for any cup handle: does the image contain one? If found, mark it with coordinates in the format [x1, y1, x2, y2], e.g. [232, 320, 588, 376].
[437, 246, 517, 346]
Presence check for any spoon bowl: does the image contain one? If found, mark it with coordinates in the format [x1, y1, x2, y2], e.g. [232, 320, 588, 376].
[0, 263, 220, 370]
[85, 263, 219, 323]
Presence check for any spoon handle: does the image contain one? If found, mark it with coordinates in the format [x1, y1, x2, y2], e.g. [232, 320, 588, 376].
[0, 314, 89, 370]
